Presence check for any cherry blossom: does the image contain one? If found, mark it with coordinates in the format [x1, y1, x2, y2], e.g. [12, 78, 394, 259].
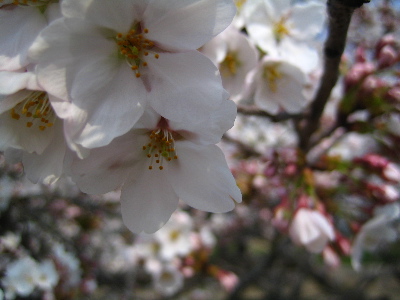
[70, 100, 241, 233]
[243, 0, 325, 72]
[29, 0, 236, 149]
[289, 208, 335, 253]
[202, 25, 258, 102]
[246, 56, 308, 114]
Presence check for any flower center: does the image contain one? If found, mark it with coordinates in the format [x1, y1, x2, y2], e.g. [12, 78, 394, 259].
[142, 129, 178, 170]
[263, 63, 283, 93]
[10, 91, 55, 131]
[116, 27, 159, 78]
[220, 52, 241, 77]
[273, 17, 290, 42]
[235, 0, 247, 9]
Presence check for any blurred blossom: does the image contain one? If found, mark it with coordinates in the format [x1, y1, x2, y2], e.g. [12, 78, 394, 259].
[36, 260, 59, 291]
[2, 256, 40, 298]
[153, 264, 184, 297]
[351, 203, 400, 271]
[289, 208, 335, 253]
[53, 244, 81, 288]
[0, 232, 20, 252]
[328, 132, 378, 161]
[154, 211, 194, 260]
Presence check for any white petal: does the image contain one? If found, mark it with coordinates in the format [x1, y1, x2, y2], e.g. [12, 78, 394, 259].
[169, 99, 237, 145]
[169, 142, 241, 212]
[0, 71, 38, 96]
[61, 0, 141, 33]
[121, 160, 179, 234]
[71, 55, 145, 148]
[29, 18, 117, 101]
[144, 0, 236, 51]
[148, 51, 224, 123]
[289, 3, 326, 41]
[279, 40, 319, 73]
[0, 6, 46, 71]
[70, 133, 146, 195]
[22, 120, 67, 185]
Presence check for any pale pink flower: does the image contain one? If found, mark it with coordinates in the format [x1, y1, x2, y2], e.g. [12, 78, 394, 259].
[351, 203, 400, 271]
[201, 25, 258, 102]
[70, 100, 241, 233]
[243, 0, 326, 72]
[29, 0, 236, 149]
[289, 208, 335, 253]
[247, 56, 308, 114]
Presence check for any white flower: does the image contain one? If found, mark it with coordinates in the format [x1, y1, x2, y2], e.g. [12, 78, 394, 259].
[289, 208, 335, 253]
[70, 100, 241, 233]
[29, 0, 236, 149]
[53, 244, 81, 287]
[0, 70, 76, 184]
[154, 211, 194, 260]
[2, 257, 40, 297]
[247, 56, 308, 114]
[243, 0, 325, 72]
[36, 260, 59, 291]
[201, 25, 258, 102]
[153, 264, 184, 297]
[351, 203, 400, 271]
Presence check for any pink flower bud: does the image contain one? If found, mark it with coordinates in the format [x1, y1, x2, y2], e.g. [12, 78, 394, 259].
[376, 34, 396, 54]
[345, 62, 375, 89]
[387, 86, 400, 102]
[378, 45, 398, 69]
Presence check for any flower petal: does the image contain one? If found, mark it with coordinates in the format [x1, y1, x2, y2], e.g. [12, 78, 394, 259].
[61, 0, 141, 33]
[170, 99, 237, 145]
[121, 160, 179, 234]
[169, 142, 241, 212]
[0, 6, 46, 71]
[22, 120, 67, 185]
[147, 51, 224, 123]
[70, 133, 146, 195]
[144, 0, 236, 51]
[71, 54, 145, 148]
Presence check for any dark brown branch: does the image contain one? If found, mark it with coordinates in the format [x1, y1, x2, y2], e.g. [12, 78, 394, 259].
[299, 0, 370, 151]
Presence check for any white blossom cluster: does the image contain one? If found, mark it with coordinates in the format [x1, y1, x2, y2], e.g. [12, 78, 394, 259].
[202, 0, 327, 113]
[0, 0, 242, 234]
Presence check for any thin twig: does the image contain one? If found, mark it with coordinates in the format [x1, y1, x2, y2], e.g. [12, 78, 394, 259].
[237, 105, 302, 122]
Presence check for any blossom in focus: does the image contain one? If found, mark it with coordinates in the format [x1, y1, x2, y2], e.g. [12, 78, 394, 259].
[0, 69, 76, 184]
[201, 25, 258, 102]
[29, 0, 236, 149]
[289, 208, 335, 253]
[70, 100, 242, 233]
[246, 56, 308, 114]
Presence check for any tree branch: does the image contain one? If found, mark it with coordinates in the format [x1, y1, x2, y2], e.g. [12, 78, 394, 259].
[299, 0, 370, 152]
